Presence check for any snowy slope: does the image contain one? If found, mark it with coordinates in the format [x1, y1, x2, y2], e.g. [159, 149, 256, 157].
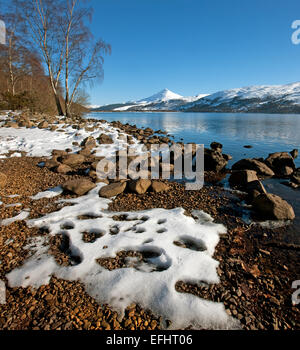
[181, 82, 300, 113]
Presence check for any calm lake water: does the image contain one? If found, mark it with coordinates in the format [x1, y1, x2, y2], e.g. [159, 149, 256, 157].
[86, 112, 300, 241]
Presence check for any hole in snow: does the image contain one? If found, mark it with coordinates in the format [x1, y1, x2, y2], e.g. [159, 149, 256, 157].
[49, 233, 82, 266]
[77, 213, 103, 220]
[157, 219, 167, 225]
[60, 221, 75, 230]
[96, 247, 170, 273]
[109, 225, 120, 235]
[82, 229, 105, 243]
[173, 236, 207, 252]
[157, 228, 167, 234]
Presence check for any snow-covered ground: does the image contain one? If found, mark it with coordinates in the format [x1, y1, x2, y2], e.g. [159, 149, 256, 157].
[0, 111, 239, 329]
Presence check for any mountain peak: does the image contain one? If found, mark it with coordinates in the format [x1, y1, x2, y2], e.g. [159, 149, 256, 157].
[138, 88, 183, 103]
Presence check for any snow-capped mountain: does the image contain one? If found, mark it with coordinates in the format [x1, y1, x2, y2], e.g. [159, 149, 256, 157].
[180, 82, 300, 113]
[93, 89, 208, 112]
[92, 83, 300, 113]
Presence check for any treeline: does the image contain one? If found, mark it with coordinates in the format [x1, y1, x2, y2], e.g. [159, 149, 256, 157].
[0, 0, 110, 116]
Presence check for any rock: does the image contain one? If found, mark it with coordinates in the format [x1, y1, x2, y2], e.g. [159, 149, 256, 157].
[204, 149, 228, 172]
[210, 142, 223, 152]
[128, 179, 152, 194]
[265, 152, 296, 177]
[62, 179, 96, 196]
[81, 136, 96, 149]
[60, 154, 85, 167]
[55, 164, 72, 174]
[252, 193, 295, 220]
[45, 158, 61, 169]
[0, 172, 7, 188]
[52, 149, 68, 157]
[151, 181, 170, 193]
[99, 182, 127, 198]
[98, 134, 113, 144]
[246, 180, 267, 199]
[38, 121, 49, 129]
[291, 168, 300, 184]
[232, 158, 275, 177]
[229, 170, 258, 188]
[290, 149, 298, 159]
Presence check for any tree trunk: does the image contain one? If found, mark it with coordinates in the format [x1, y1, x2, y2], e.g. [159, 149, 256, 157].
[55, 94, 64, 116]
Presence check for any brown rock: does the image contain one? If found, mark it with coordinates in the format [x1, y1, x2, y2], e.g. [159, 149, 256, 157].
[265, 152, 296, 176]
[55, 164, 72, 174]
[63, 179, 96, 196]
[81, 136, 96, 148]
[38, 121, 49, 129]
[232, 158, 275, 177]
[229, 170, 258, 187]
[252, 193, 295, 220]
[98, 134, 113, 144]
[128, 179, 152, 194]
[60, 154, 85, 167]
[151, 181, 170, 193]
[99, 182, 127, 198]
[0, 172, 7, 188]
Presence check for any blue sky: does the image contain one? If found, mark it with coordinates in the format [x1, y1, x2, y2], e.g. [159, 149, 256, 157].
[88, 0, 300, 105]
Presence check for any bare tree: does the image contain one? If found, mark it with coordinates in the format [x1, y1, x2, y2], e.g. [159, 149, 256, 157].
[14, 0, 66, 115]
[62, 0, 111, 117]
[14, 0, 110, 117]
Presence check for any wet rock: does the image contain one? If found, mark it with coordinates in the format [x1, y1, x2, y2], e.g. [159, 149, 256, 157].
[63, 179, 96, 196]
[128, 179, 152, 194]
[252, 193, 295, 220]
[232, 158, 275, 177]
[265, 152, 296, 177]
[204, 149, 228, 172]
[210, 142, 223, 152]
[291, 168, 300, 184]
[60, 154, 85, 167]
[229, 170, 258, 188]
[246, 180, 267, 198]
[99, 182, 127, 198]
[151, 181, 170, 193]
[0, 172, 7, 188]
[290, 149, 298, 159]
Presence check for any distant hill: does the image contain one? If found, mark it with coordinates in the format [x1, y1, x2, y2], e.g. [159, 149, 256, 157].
[92, 83, 300, 114]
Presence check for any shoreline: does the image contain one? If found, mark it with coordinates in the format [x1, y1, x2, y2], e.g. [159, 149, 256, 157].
[0, 111, 299, 330]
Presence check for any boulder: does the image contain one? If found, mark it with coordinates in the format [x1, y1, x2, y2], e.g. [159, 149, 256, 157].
[290, 149, 299, 159]
[128, 179, 152, 194]
[252, 193, 295, 220]
[38, 121, 49, 129]
[210, 142, 223, 152]
[291, 168, 300, 184]
[246, 180, 267, 199]
[81, 136, 96, 149]
[55, 164, 72, 174]
[232, 158, 274, 177]
[99, 182, 127, 198]
[204, 149, 228, 172]
[98, 134, 113, 144]
[60, 154, 85, 167]
[229, 170, 258, 188]
[0, 172, 7, 188]
[265, 152, 296, 176]
[151, 181, 170, 193]
[45, 158, 61, 169]
[52, 149, 68, 157]
[62, 179, 96, 196]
